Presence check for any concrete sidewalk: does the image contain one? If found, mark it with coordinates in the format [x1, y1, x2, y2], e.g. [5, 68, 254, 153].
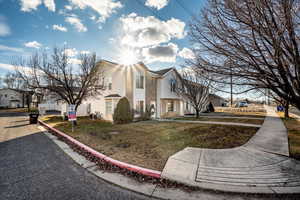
[161, 106, 300, 194]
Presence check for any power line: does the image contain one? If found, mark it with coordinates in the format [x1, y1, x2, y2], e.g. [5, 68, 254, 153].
[174, 0, 195, 18]
[133, 0, 167, 21]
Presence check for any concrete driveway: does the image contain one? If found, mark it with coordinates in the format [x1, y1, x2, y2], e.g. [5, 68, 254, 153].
[162, 106, 300, 194]
[0, 113, 151, 200]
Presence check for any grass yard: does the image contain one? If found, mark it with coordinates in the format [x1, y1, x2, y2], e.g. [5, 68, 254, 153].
[42, 116, 258, 171]
[174, 117, 264, 125]
[278, 112, 300, 160]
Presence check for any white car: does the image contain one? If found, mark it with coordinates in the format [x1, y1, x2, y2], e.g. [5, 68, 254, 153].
[236, 101, 248, 107]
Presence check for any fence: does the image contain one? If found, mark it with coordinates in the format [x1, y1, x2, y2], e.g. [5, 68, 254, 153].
[38, 103, 61, 112]
[60, 103, 91, 117]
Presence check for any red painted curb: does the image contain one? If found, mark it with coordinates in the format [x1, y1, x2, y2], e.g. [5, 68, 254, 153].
[38, 120, 162, 178]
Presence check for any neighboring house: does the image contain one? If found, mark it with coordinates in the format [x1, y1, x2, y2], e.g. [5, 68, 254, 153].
[208, 93, 227, 107]
[0, 88, 25, 108]
[69, 60, 225, 120]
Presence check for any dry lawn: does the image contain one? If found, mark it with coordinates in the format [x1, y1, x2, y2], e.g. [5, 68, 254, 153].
[42, 116, 258, 171]
[278, 112, 300, 160]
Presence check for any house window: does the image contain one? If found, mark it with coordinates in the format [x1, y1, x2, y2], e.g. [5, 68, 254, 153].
[167, 101, 174, 112]
[186, 102, 189, 110]
[136, 100, 144, 114]
[106, 100, 112, 114]
[170, 79, 176, 92]
[136, 72, 144, 89]
[4, 94, 7, 98]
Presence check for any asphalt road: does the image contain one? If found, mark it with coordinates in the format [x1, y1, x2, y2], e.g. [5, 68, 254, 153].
[0, 113, 152, 200]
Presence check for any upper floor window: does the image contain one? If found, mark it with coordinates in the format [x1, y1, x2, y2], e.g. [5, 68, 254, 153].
[136, 72, 144, 89]
[170, 79, 176, 92]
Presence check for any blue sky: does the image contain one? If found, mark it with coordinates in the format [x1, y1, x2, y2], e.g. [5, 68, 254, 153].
[0, 0, 206, 76]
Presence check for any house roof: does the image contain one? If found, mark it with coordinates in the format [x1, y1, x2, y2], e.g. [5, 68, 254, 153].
[209, 93, 226, 101]
[150, 68, 173, 76]
[104, 94, 121, 98]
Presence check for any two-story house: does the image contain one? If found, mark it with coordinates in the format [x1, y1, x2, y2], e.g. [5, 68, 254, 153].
[59, 60, 225, 120]
[82, 60, 199, 120]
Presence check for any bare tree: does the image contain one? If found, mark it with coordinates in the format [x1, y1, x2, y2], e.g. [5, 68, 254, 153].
[189, 0, 300, 110]
[14, 47, 105, 115]
[3, 72, 25, 89]
[174, 68, 211, 118]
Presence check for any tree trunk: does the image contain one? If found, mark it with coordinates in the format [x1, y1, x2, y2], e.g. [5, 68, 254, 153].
[74, 106, 78, 126]
[284, 100, 289, 118]
[196, 109, 200, 118]
[27, 95, 30, 112]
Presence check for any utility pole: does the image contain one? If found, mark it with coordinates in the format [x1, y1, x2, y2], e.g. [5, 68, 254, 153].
[230, 67, 233, 107]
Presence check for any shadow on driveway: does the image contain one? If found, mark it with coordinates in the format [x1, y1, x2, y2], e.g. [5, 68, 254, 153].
[4, 124, 29, 129]
[0, 132, 150, 200]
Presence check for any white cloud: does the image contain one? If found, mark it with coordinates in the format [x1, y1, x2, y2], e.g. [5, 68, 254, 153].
[142, 43, 178, 63]
[19, 0, 56, 12]
[65, 5, 73, 10]
[19, 0, 42, 12]
[44, 0, 55, 12]
[68, 58, 81, 65]
[178, 47, 195, 59]
[0, 22, 10, 36]
[52, 24, 68, 32]
[108, 38, 115, 44]
[145, 0, 169, 10]
[0, 63, 16, 71]
[68, 0, 122, 23]
[120, 13, 186, 48]
[24, 41, 42, 49]
[90, 15, 96, 21]
[0, 44, 23, 52]
[65, 16, 87, 32]
[0, 63, 43, 75]
[64, 48, 78, 57]
[80, 50, 90, 54]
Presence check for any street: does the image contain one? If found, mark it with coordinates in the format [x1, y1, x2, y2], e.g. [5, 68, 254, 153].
[0, 112, 152, 200]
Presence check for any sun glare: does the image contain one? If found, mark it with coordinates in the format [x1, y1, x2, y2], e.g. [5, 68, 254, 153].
[118, 48, 138, 66]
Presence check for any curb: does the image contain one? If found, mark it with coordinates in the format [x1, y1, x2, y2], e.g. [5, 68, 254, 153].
[38, 120, 161, 179]
[37, 120, 300, 198]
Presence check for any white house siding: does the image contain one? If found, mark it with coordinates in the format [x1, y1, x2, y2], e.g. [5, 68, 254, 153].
[133, 67, 146, 114]
[157, 70, 184, 117]
[156, 79, 162, 118]
[159, 70, 181, 99]
[0, 89, 23, 108]
[85, 62, 127, 119]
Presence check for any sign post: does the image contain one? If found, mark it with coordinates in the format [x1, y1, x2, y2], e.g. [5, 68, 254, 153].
[68, 104, 76, 132]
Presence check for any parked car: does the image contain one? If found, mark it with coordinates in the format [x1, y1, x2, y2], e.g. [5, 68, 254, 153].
[236, 101, 248, 107]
